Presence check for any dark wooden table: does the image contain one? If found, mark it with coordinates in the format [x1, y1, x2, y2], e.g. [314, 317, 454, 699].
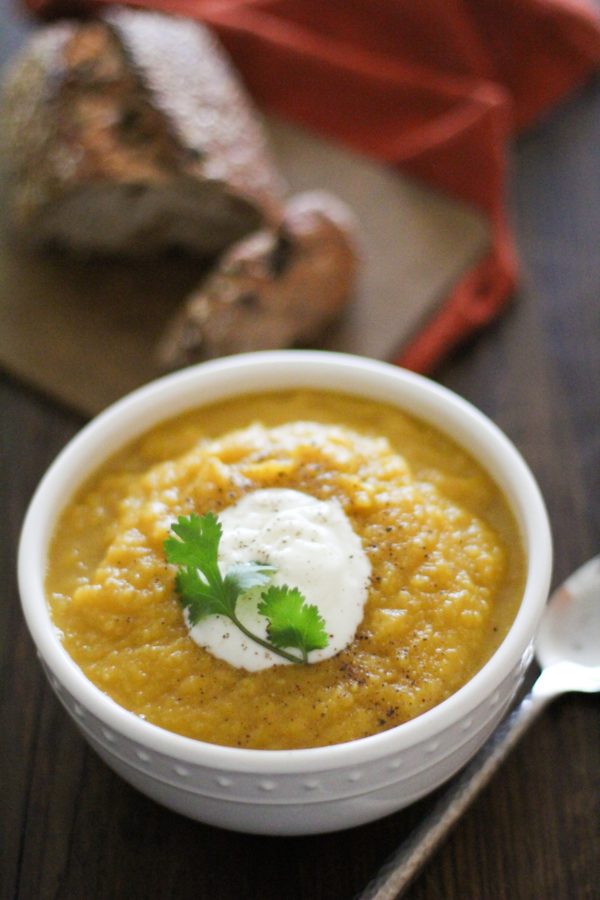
[2, 6, 599, 900]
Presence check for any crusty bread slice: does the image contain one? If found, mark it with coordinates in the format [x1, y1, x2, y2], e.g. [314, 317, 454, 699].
[157, 191, 359, 367]
[0, 9, 283, 257]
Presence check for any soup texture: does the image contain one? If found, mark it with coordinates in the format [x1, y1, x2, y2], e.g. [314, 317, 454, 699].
[47, 391, 525, 749]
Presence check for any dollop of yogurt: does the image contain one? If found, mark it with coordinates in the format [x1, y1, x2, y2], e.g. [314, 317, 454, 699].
[187, 488, 371, 671]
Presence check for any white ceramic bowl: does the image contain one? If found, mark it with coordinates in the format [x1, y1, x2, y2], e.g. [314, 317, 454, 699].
[18, 351, 552, 835]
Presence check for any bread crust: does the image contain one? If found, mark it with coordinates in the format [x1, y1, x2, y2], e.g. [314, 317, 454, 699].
[0, 9, 283, 256]
[157, 191, 359, 367]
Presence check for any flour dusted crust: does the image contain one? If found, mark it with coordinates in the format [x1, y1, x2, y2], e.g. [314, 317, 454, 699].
[157, 191, 359, 367]
[0, 8, 283, 256]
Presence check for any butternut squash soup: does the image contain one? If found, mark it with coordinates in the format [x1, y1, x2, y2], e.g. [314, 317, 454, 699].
[46, 390, 525, 749]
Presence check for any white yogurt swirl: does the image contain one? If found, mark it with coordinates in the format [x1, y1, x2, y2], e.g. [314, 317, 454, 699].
[187, 488, 371, 671]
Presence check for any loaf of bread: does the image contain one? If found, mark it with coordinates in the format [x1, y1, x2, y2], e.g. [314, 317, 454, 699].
[0, 8, 283, 256]
[157, 191, 358, 367]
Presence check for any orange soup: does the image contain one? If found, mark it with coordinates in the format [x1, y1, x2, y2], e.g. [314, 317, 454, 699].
[46, 390, 525, 749]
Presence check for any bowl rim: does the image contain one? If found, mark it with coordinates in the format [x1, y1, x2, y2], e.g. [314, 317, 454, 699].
[18, 350, 552, 773]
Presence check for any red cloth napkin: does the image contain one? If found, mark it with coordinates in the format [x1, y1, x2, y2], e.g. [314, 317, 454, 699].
[25, 0, 600, 371]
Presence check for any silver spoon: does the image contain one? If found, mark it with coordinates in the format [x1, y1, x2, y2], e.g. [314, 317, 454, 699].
[360, 555, 600, 900]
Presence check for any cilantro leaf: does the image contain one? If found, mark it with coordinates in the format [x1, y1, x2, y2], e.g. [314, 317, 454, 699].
[175, 568, 232, 625]
[164, 512, 222, 583]
[258, 585, 329, 662]
[224, 561, 277, 594]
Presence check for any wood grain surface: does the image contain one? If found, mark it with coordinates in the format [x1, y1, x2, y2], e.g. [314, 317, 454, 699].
[2, 3, 599, 900]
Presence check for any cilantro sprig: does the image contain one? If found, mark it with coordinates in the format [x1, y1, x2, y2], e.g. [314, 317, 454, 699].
[164, 512, 328, 665]
[258, 586, 328, 664]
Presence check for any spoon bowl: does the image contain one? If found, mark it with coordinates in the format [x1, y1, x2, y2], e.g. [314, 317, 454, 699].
[536, 555, 600, 675]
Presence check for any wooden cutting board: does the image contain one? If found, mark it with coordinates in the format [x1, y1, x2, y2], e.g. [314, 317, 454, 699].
[0, 116, 488, 417]
[0, 6, 488, 416]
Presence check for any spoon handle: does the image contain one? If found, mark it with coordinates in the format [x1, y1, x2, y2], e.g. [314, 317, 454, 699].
[358, 684, 553, 900]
